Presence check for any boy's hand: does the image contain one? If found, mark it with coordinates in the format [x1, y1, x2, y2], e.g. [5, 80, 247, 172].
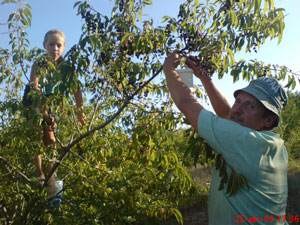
[50, 118, 57, 130]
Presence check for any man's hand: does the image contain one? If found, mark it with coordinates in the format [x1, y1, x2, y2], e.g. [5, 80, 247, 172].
[185, 56, 208, 79]
[163, 50, 181, 72]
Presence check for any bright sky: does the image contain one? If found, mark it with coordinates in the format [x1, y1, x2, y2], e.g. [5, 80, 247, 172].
[0, 0, 299, 106]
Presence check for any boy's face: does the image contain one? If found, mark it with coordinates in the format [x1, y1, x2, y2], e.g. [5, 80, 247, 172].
[43, 34, 65, 61]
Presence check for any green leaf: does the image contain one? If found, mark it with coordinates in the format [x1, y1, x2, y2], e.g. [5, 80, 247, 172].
[268, 0, 275, 10]
[162, 15, 170, 23]
[239, 174, 250, 191]
[215, 153, 222, 170]
[1, 0, 17, 4]
[254, 0, 261, 14]
[277, 21, 284, 44]
[226, 48, 235, 65]
[171, 208, 183, 225]
[73, 1, 81, 8]
[121, 32, 134, 43]
[219, 159, 227, 178]
[226, 173, 234, 195]
[8, 12, 16, 23]
[247, 0, 256, 13]
[285, 76, 295, 89]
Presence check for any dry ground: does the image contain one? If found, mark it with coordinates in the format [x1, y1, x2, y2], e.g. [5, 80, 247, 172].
[171, 160, 300, 225]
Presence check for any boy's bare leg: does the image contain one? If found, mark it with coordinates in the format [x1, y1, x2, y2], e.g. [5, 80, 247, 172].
[43, 119, 56, 187]
[46, 143, 57, 198]
[47, 157, 56, 187]
[35, 155, 45, 184]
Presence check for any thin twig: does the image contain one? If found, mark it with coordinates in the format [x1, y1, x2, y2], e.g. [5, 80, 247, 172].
[0, 156, 31, 182]
[53, 161, 100, 187]
[88, 95, 101, 131]
[69, 149, 109, 174]
[71, 108, 82, 135]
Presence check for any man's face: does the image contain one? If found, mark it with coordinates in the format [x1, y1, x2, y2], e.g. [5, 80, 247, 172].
[43, 34, 65, 61]
[230, 91, 268, 131]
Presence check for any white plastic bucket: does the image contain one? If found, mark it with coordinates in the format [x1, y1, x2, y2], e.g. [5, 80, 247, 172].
[176, 68, 194, 87]
[55, 180, 63, 196]
[47, 180, 64, 199]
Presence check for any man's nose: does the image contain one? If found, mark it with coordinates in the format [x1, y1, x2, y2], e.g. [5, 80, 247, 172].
[233, 103, 243, 114]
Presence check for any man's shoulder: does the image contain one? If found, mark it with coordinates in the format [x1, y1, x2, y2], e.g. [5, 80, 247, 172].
[198, 109, 285, 146]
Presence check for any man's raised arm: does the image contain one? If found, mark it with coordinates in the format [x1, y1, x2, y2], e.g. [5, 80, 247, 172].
[163, 51, 203, 130]
[185, 56, 231, 119]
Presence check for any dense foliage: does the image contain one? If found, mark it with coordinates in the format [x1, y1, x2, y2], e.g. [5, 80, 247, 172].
[0, 0, 299, 224]
[278, 92, 300, 160]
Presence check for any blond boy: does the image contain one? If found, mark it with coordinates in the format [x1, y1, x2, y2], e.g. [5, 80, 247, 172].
[29, 29, 85, 195]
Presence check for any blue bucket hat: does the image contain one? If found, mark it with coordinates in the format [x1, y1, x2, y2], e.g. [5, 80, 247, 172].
[234, 77, 288, 127]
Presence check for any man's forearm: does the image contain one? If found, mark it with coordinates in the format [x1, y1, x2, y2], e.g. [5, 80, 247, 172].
[164, 67, 203, 130]
[198, 75, 231, 119]
[163, 51, 203, 130]
[165, 69, 194, 109]
[185, 56, 231, 119]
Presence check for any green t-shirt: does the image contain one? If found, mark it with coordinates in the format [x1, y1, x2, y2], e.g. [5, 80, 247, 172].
[197, 109, 288, 225]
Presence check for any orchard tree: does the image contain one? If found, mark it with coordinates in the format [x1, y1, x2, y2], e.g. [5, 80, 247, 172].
[0, 0, 299, 224]
[277, 91, 300, 159]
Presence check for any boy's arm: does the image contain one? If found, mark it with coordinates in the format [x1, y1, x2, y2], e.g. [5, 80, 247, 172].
[29, 63, 44, 115]
[73, 90, 86, 126]
[185, 56, 231, 119]
[29, 63, 40, 91]
[163, 51, 203, 131]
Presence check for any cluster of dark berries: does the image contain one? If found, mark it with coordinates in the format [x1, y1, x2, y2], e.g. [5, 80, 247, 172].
[190, 55, 216, 77]
[181, 30, 207, 52]
[223, 0, 240, 12]
[67, 45, 78, 65]
[165, 24, 172, 35]
[85, 75, 107, 93]
[121, 42, 135, 56]
[37, 57, 48, 68]
[246, 33, 264, 53]
[81, 10, 98, 33]
[178, 4, 185, 18]
[96, 48, 114, 66]
[118, 0, 126, 12]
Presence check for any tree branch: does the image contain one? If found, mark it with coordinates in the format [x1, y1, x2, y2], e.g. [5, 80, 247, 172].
[45, 63, 166, 184]
[88, 95, 101, 131]
[0, 156, 31, 182]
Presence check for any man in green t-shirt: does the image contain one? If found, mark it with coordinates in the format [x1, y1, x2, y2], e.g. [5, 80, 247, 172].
[163, 51, 289, 225]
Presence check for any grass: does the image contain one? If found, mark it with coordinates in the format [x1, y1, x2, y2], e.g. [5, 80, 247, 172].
[167, 159, 300, 225]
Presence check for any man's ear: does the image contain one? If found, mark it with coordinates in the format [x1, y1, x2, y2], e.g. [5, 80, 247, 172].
[265, 114, 278, 129]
